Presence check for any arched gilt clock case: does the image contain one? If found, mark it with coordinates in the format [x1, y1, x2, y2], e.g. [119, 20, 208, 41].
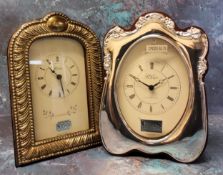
[8, 13, 104, 166]
[100, 12, 208, 163]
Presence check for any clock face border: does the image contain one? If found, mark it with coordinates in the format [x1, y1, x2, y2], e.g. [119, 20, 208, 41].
[8, 13, 103, 166]
[100, 12, 208, 163]
[113, 34, 195, 145]
[29, 36, 89, 142]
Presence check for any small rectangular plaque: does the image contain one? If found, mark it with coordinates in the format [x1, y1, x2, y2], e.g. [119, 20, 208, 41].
[56, 120, 72, 132]
[146, 44, 168, 53]
[141, 119, 162, 133]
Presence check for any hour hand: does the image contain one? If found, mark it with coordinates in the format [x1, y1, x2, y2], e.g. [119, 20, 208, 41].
[151, 79, 166, 89]
[153, 81, 161, 88]
[153, 75, 174, 88]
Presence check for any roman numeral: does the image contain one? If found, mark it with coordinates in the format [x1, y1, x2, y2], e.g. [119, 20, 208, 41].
[38, 77, 44, 80]
[161, 104, 165, 111]
[139, 65, 143, 71]
[150, 105, 152, 112]
[129, 94, 135, 99]
[41, 84, 46, 90]
[138, 102, 142, 108]
[49, 90, 52, 96]
[167, 96, 174, 101]
[150, 62, 154, 69]
[170, 86, 178, 90]
[71, 82, 76, 86]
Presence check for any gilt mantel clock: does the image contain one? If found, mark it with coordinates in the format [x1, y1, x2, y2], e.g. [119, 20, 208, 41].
[100, 12, 208, 162]
[8, 12, 103, 166]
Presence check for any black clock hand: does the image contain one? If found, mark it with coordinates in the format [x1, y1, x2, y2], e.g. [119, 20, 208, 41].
[48, 67, 57, 74]
[129, 74, 149, 86]
[153, 81, 161, 88]
[48, 66, 65, 96]
[56, 74, 65, 96]
[47, 59, 58, 75]
[153, 75, 174, 89]
[129, 74, 154, 91]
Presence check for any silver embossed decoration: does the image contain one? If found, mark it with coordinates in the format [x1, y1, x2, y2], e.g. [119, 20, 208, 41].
[100, 12, 208, 163]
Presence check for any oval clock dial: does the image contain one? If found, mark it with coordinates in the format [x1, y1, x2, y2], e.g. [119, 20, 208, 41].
[115, 36, 190, 139]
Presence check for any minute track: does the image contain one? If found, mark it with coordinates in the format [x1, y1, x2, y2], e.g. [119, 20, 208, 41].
[123, 61, 181, 115]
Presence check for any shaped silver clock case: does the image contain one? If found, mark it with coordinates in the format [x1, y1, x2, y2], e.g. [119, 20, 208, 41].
[99, 12, 208, 163]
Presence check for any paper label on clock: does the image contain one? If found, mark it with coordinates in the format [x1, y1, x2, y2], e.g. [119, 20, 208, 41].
[145, 45, 168, 53]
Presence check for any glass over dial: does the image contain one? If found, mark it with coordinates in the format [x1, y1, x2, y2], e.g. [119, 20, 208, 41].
[29, 37, 89, 141]
[115, 36, 190, 140]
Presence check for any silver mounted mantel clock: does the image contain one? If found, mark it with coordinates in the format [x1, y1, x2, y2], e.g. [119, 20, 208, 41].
[100, 12, 208, 163]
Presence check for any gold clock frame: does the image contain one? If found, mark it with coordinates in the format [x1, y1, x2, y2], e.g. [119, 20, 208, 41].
[8, 12, 103, 166]
[100, 12, 208, 163]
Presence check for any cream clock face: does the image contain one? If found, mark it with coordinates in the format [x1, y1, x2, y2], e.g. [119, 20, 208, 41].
[29, 37, 89, 141]
[125, 62, 181, 115]
[36, 54, 79, 98]
[115, 36, 190, 139]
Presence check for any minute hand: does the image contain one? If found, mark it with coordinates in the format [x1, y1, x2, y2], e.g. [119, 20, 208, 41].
[58, 77, 65, 96]
[48, 66, 65, 96]
[129, 74, 154, 90]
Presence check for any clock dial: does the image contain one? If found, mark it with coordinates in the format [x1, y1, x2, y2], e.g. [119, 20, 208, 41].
[124, 61, 181, 115]
[115, 36, 190, 139]
[36, 54, 79, 98]
[29, 37, 89, 141]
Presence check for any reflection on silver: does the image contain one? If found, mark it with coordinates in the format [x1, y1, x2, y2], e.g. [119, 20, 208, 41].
[100, 12, 208, 163]
[100, 111, 207, 163]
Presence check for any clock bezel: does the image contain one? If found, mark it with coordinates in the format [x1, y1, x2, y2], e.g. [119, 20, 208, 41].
[8, 12, 104, 166]
[113, 34, 195, 145]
